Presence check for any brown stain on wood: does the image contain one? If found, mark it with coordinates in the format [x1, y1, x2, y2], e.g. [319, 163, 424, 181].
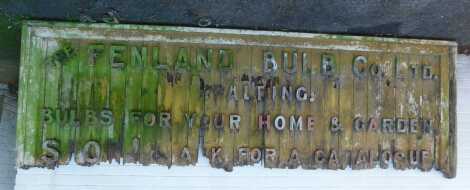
[16, 21, 457, 178]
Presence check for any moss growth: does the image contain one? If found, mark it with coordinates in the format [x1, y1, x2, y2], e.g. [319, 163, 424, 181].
[46, 41, 77, 65]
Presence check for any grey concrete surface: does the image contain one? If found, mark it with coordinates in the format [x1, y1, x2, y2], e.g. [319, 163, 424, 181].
[0, 84, 17, 190]
[2, 0, 469, 43]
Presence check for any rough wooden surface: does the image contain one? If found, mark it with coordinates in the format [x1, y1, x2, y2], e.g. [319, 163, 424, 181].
[16, 21, 457, 178]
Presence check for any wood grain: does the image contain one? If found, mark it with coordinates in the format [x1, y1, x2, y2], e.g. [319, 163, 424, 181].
[15, 21, 457, 177]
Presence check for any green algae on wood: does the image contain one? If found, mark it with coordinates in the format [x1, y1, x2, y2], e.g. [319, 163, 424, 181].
[16, 21, 457, 178]
[140, 45, 158, 165]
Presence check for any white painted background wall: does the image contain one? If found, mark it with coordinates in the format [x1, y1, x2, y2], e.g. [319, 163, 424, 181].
[8, 55, 470, 190]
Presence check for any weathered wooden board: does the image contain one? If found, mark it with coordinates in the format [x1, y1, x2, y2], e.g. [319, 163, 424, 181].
[17, 20, 457, 178]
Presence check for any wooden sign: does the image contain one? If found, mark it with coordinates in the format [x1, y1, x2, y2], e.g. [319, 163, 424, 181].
[17, 21, 457, 178]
